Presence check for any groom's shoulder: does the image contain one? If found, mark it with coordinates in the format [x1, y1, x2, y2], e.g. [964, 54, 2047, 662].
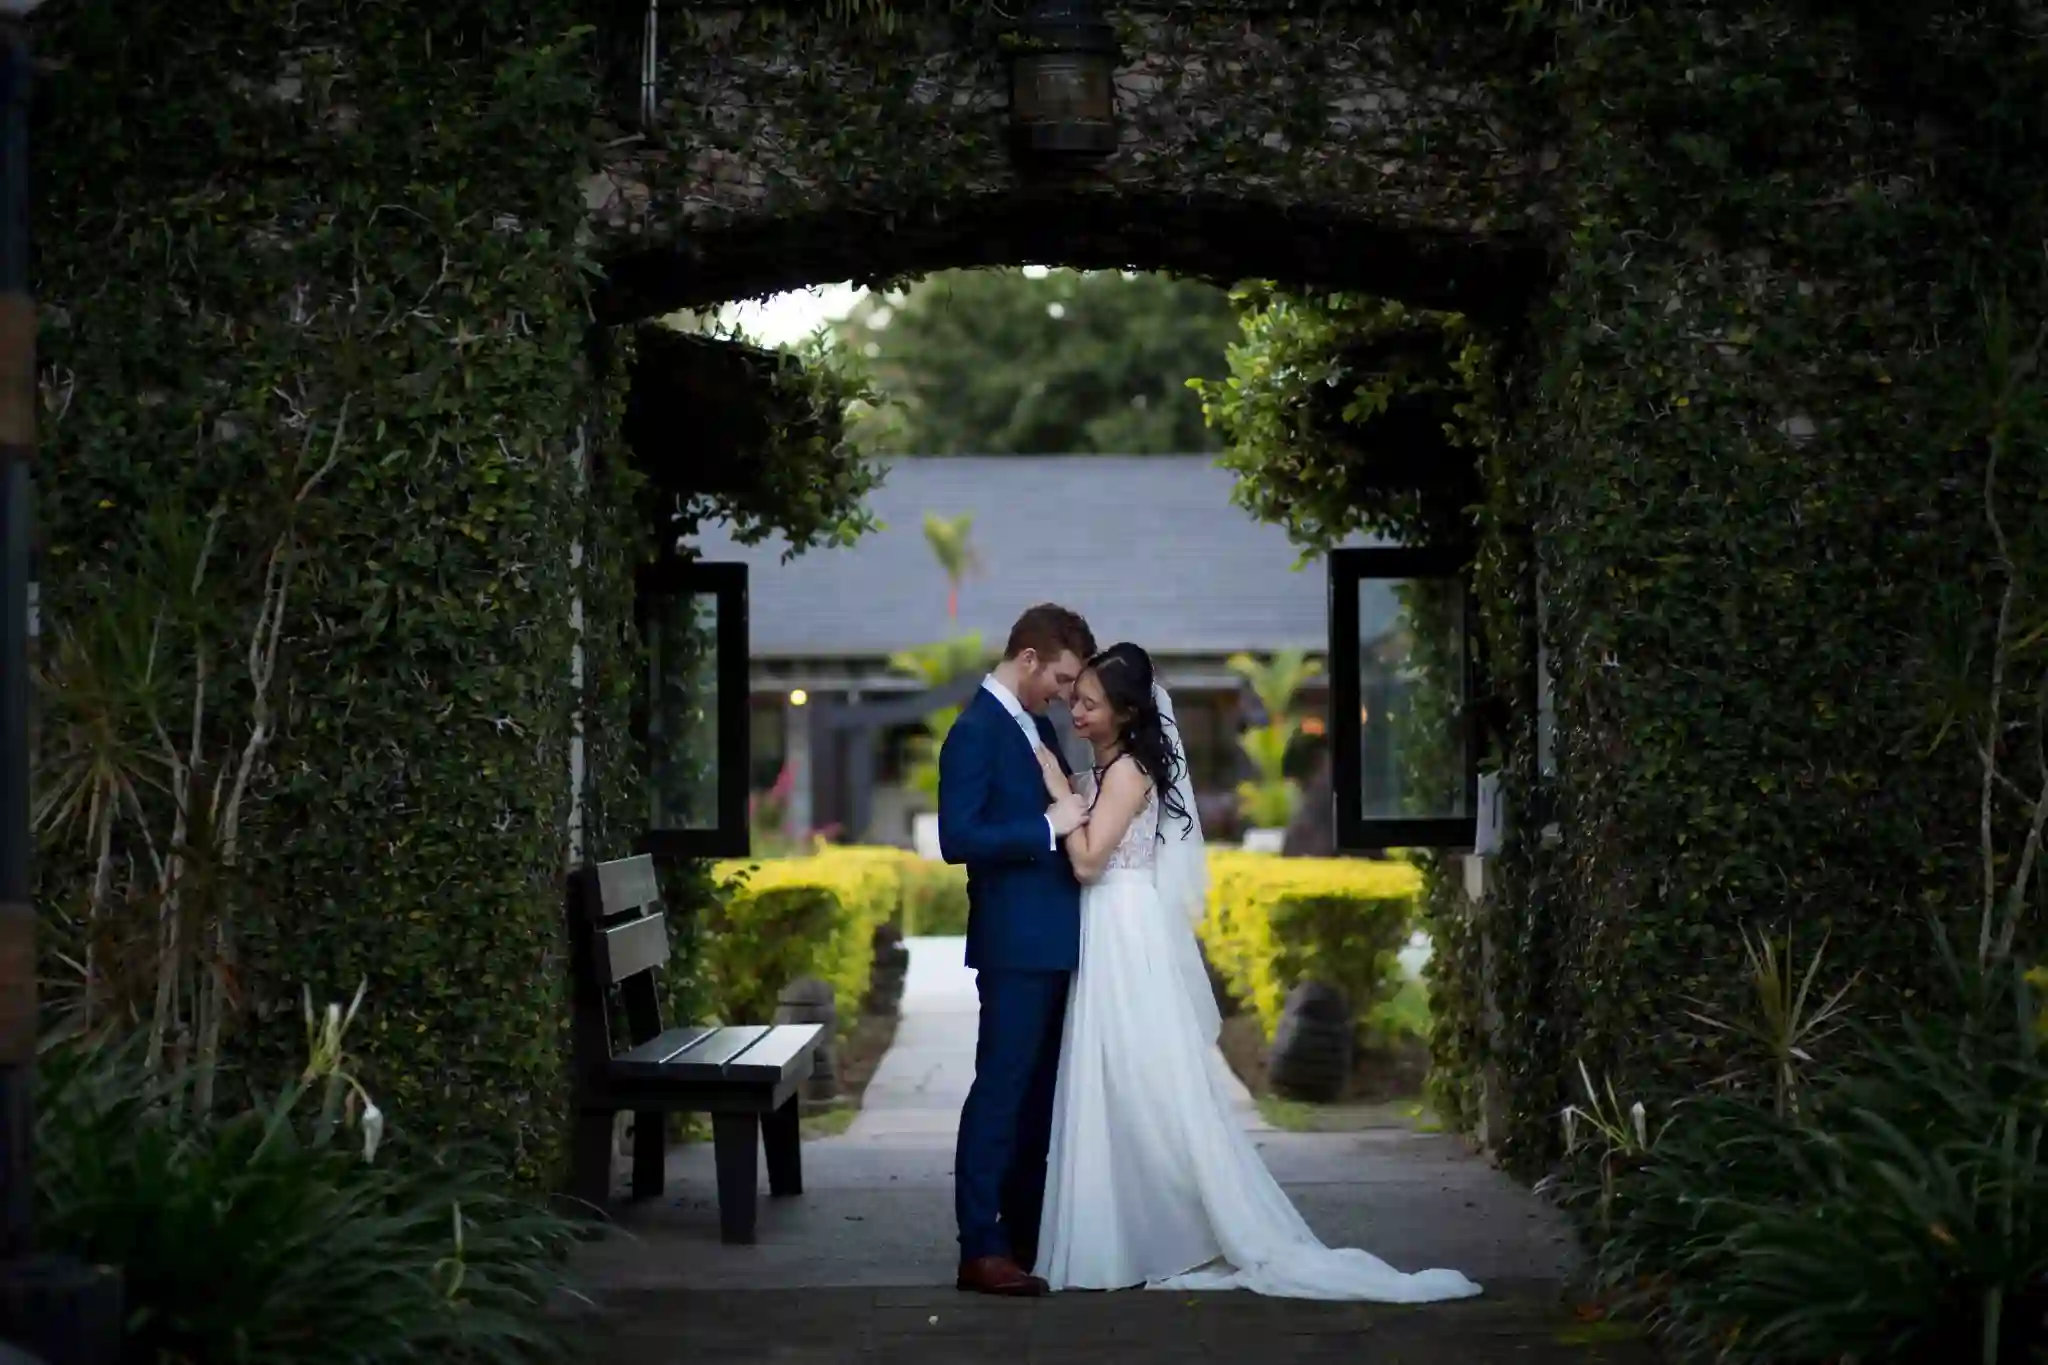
[947, 688, 992, 735]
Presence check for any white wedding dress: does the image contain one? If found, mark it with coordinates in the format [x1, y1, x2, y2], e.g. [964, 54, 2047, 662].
[1034, 688, 1483, 1302]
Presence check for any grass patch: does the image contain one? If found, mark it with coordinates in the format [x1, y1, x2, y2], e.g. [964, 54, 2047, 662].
[1256, 1097, 1322, 1131]
[1255, 1096, 1439, 1132]
[799, 1104, 859, 1140]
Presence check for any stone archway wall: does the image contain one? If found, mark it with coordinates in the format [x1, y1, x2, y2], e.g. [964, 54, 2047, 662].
[584, 5, 1550, 319]
[584, 4, 2048, 1178]
[29, 0, 2041, 1185]
[578, 2, 1573, 1158]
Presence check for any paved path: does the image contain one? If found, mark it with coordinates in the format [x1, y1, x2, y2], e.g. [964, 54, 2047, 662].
[848, 934, 1272, 1141]
[570, 937, 1650, 1363]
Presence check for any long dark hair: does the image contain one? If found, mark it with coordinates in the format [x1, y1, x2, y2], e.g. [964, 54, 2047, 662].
[1084, 642, 1195, 839]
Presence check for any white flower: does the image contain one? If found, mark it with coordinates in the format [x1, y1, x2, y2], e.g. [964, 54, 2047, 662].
[1630, 1100, 1648, 1149]
[361, 1098, 385, 1163]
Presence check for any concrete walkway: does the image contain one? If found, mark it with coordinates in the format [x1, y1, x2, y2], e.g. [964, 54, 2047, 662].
[571, 938, 1649, 1363]
[848, 935, 1272, 1141]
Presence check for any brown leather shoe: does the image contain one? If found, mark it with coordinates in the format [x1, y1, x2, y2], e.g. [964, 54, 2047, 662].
[956, 1255, 1049, 1297]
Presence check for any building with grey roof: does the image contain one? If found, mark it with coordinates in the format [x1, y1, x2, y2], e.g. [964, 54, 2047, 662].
[687, 454, 1367, 684]
[687, 454, 1388, 846]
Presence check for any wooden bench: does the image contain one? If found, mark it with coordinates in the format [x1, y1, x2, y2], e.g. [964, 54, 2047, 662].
[565, 853, 824, 1244]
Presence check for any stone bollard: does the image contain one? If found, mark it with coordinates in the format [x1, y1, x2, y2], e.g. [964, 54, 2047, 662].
[1266, 980, 1353, 1103]
[865, 922, 909, 1017]
[774, 976, 840, 1110]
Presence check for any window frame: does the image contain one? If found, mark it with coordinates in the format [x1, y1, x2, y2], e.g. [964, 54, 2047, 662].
[634, 558, 751, 859]
[1327, 545, 1480, 853]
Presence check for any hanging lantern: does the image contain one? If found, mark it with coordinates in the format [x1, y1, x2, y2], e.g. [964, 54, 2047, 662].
[1007, 1, 1120, 165]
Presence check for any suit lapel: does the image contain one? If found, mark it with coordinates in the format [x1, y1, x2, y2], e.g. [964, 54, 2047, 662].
[977, 685, 1040, 780]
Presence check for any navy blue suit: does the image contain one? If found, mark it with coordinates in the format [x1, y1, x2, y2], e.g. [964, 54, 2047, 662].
[939, 686, 1080, 1266]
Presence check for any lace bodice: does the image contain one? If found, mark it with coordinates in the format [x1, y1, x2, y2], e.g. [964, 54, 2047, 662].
[1077, 763, 1158, 872]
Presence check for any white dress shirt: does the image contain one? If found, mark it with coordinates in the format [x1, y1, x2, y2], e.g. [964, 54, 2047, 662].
[982, 674, 1060, 850]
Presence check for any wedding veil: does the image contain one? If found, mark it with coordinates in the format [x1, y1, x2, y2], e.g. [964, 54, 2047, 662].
[1151, 681, 1222, 1044]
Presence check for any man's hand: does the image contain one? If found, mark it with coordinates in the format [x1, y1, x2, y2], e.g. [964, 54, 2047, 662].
[1047, 791, 1090, 838]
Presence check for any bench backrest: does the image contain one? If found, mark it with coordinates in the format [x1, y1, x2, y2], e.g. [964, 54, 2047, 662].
[572, 854, 670, 985]
[567, 854, 674, 1066]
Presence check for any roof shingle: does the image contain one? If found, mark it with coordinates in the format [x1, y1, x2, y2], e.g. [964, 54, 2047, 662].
[686, 455, 1379, 659]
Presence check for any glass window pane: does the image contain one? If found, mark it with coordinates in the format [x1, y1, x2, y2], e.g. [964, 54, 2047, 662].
[1358, 577, 1468, 821]
[648, 590, 721, 831]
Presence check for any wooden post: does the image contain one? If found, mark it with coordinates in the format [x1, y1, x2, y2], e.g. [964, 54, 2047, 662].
[0, 12, 125, 1361]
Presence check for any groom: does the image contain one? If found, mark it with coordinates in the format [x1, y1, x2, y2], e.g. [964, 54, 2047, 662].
[939, 603, 1098, 1297]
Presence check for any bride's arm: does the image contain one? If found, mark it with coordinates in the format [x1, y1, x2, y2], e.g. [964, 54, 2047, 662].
[1063, 761, 1151, 885]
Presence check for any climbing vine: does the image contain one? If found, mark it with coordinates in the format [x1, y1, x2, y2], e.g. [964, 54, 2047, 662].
[1198, 289, 1518, 1131]
[1198, 3, 2048, 1165]
[32, 1, 621, 1179]
[1193, 291, 1495, 551]
[34, 0, 2048, 1187]
[672, 331, 888, 554]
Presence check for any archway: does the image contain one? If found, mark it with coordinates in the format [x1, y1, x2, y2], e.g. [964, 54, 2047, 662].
[593, 189, 1544, 327]
[582, 3, 1550, 308]
[582, 12, 1571, 1328]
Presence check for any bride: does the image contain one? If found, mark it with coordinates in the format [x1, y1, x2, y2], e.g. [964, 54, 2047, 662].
[1026, 641, 1483, 1301]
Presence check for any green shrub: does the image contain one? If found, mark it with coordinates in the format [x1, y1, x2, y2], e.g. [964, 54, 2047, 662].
[39, 1005, 582, 1365]
[1366, 974, 1433, 1047]
[1201, 850, 1421, 1039]
[898, 858, 969, 937]
[1560, 940, 2048, 1365]
[707, 848, 901, 1030]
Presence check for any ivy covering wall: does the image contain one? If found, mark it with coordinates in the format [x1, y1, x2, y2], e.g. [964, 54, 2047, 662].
[1506, 0, 2048, 1168]
[30, 0, 2047, 1186]
[1201, 3, 2048, 1166]
[32, 1, 639, 1180]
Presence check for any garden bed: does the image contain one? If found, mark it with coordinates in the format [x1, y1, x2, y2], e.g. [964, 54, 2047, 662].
[1217, 1012, 1436, 1132]
[798, 1009, 900, 1140]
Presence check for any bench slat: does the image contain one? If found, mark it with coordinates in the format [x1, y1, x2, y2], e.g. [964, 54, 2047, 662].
[593, 855, 661, 918]
[723, 1024, 824, 1083]
[604, 1024, 825, 1087]
[613, 1024, 717, 1069]
[595, 911, 670, 984]
[675, 1025, 773, 1073]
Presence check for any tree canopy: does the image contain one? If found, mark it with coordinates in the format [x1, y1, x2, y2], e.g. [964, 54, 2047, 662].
[837, 267, 1237, 456]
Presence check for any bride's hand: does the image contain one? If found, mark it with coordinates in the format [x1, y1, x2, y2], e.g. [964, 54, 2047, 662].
[1035, 745, 1069, 802]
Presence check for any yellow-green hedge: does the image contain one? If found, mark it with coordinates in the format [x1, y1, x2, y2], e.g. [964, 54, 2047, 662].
[704, 844, 1418, 1045]
[897, 857, 969, 936]
[1201, 850, 1422, 1039]
[708, 848, 905, 1033]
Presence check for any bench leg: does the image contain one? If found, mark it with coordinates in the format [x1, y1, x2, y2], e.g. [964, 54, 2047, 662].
[630, 1110, 667, 1201]
[763, 1095, 803, 1198]
[567, 1107, 616, 1211]
[711, 1111, 761, 1245]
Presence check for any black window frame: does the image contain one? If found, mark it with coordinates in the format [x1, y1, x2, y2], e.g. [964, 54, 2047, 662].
[1327, 545, 1480, 853]
[634, 558, 751, 859]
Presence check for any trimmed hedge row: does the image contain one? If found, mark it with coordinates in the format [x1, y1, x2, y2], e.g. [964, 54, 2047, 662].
[704, 846, 1425, 1050]
[899, 858, 971, 936]
[706, 851, 899, 1033]
[1201, 850, 1421, 1041]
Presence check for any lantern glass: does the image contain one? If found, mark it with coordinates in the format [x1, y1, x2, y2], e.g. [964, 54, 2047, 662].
[1008, 2, 1119, 162]
[1012, 51, 1113, 125]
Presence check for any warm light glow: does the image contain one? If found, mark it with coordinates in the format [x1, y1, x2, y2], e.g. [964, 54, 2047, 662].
[1360, 706, 1372, 725]
[789, 689, 809, 707]
[1300, 716, 1327, 737]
